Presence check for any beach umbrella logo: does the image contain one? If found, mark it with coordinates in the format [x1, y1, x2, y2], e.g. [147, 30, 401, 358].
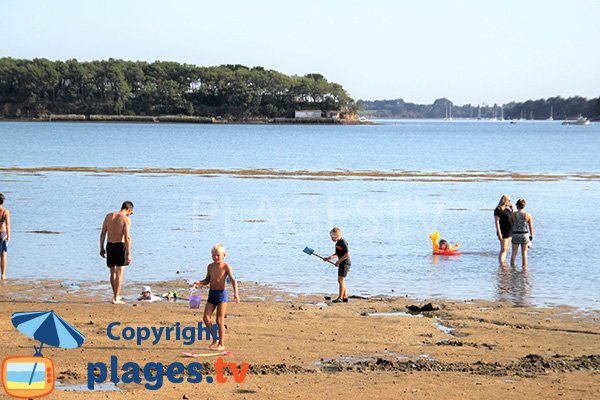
[1, 310, 86, 398]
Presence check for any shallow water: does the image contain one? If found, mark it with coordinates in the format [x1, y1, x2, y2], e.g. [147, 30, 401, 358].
[1, 120, 599, 309]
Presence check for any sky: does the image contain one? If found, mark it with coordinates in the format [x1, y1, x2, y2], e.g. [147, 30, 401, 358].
[1, 0, 599, 105]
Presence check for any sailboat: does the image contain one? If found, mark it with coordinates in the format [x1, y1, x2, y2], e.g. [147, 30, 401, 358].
[445, 103, 453, 121]
[511, 110, 524, 124]
[547, 106, 554, 121]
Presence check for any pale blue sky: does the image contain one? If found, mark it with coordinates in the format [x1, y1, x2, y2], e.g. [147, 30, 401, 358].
[1, 0, 598, 104]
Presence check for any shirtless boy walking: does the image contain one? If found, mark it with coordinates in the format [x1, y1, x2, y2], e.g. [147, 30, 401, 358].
[194, 244, 239, 351]
[100, 201, 134, 304]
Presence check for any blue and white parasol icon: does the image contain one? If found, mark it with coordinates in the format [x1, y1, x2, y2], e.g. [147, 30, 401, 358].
[11, 310, 86, 385]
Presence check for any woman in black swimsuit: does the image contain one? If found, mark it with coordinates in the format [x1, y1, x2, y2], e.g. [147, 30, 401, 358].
[494, 194, 513, 266]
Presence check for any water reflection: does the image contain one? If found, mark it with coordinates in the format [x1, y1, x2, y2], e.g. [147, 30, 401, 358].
[430, 254, 463, 265]
[496, 265, 531, 306]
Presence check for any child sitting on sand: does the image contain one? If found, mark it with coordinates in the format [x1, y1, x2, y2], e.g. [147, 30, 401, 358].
[137, 285, 162, 301]
[194, 244, 239, 351]
[323, 227, 351, 303]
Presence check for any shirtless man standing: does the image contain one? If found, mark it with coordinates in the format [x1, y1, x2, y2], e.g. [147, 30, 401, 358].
[0, 193, 10, 280]
[100, 201, 133, 304]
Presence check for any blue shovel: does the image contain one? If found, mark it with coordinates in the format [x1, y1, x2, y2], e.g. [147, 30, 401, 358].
[303, 247, 336, 265]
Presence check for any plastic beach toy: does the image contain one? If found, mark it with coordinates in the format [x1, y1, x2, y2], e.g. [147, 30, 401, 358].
[302, 246, 336, 265]
[189, 288, 201, 309]
[429, 230, 461, 256]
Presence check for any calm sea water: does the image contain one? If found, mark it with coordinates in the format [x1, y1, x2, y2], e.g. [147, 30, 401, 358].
[1, 120, 599, 309]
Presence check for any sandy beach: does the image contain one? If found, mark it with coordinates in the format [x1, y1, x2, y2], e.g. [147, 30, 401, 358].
[0, 279, 598, 399]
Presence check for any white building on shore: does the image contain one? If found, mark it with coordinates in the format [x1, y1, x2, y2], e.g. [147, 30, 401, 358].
[295, 110, 322, 118]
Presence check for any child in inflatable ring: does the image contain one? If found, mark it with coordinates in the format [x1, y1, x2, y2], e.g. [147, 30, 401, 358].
[438, 239, 450, 251]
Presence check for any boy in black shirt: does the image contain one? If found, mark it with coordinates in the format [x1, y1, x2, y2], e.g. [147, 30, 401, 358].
[324, 227, 350, 303]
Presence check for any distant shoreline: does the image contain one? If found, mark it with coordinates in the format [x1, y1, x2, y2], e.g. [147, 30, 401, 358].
[0, 115, 366, 125]
[3, 116, 596, 124]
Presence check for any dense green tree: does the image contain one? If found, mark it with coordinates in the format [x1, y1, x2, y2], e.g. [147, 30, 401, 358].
[0, 58, 355, 119]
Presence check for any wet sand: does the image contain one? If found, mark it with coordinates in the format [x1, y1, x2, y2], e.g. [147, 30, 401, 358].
[0, 279, 598, 399]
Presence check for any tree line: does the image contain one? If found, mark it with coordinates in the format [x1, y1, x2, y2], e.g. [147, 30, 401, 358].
[0, 58, 355, 118]
[358, 96, 600, 120]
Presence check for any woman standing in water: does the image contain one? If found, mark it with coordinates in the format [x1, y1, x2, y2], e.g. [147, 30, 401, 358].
[0, 193, 11, 280]
[510, 199, 534, 268]
[494, 194, 513, 266]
